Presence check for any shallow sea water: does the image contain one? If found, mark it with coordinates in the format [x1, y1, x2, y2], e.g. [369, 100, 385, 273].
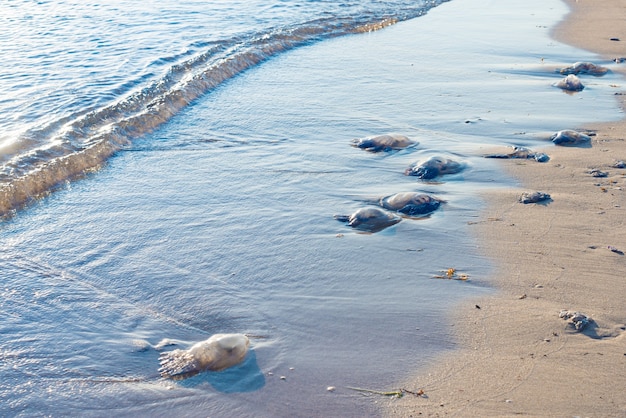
[1, 0, 623, 416]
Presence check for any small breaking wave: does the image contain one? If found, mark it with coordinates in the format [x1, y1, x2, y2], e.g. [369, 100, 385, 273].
[0, 2, 447, 219]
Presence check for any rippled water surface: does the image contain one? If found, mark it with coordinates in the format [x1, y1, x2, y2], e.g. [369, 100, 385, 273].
[0, 0, 450, 214]
[1, 0, 623, 416]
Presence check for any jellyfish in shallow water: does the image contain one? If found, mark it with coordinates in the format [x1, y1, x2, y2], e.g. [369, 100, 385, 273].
[159, 333, 250, 380]
[351, 134, 416, 152]
[557, 62, 609, 76]
[334, 207, 401, 233]
[404, 156, 464, 180]
[550, 130, 591, 146]
[553, 74, 584, 92]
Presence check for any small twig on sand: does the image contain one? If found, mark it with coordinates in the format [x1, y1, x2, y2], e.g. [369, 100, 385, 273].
[347, 386, 425, 398]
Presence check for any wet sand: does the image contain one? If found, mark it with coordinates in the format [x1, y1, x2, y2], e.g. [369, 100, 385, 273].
[387, 1, 626, 416]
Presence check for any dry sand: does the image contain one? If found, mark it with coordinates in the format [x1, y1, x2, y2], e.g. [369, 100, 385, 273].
[386, 1, 626, 416]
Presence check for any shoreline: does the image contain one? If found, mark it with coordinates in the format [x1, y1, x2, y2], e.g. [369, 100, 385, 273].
[387, 1, 626, 416]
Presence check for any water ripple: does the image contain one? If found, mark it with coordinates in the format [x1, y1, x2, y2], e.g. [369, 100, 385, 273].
[0, 0, 448, 218]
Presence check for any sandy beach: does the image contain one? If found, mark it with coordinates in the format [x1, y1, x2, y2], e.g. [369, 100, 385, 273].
[387, 1, 626, 416]
[2, 1, 624, 416]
